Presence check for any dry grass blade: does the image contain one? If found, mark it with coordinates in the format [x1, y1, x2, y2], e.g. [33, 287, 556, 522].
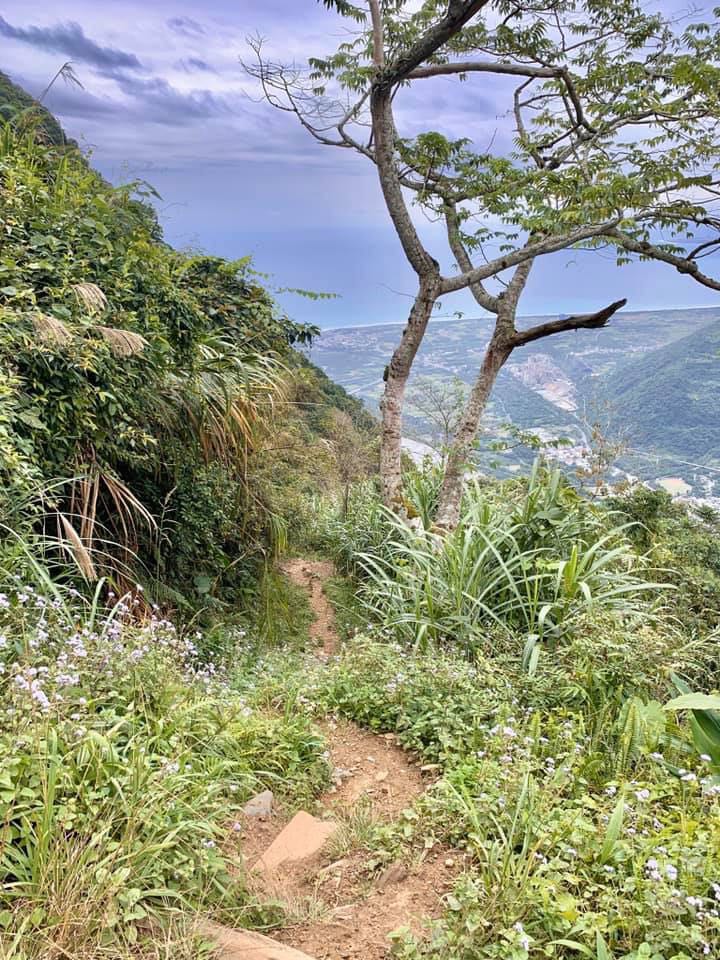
[72, 282, 108, 315]
[32, 312, 71, 346]
[156, 350, 284, 465]
[66, 470, 156, 583]
[96, 325, 148, 357]
[58, 513, 97, 581]
[78, 474, 99, 545]
[103, 472, 157, 534]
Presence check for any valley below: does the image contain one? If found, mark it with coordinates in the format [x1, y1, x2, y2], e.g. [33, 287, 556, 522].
[309, 306, 720, 504]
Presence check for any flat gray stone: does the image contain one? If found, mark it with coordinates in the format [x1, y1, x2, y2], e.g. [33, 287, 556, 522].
[243, 790, 274, 818]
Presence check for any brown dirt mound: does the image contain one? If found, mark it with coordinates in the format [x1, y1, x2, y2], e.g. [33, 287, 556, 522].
[319, 719, 425, 821]
[279, 848, 464, 960]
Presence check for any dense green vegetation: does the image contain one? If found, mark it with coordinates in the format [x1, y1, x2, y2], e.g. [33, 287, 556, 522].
[0, 105, 375, 958]
[4, 454, 720, 958]
[0, 119, 372, 611]
[607, 486, 720, 635]
[297, 468, 720, 959]
[0, 70, 70, 147]
[0, 585, 328, 958]
[312, 636, 720, 960]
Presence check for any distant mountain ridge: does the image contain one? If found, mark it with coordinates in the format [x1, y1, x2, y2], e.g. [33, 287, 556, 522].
[310, 306, 720, 492]
[602, 317, 720, 465]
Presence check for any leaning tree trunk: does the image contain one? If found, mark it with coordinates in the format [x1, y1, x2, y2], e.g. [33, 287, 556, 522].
[434, 332, 513, 530]
[380, 277, 440, 507]
[370, 75, 443, 510]
[432, 295, 628, 529]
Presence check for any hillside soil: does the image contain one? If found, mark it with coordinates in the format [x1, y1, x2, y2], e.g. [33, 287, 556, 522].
[281, 559, 339, 656]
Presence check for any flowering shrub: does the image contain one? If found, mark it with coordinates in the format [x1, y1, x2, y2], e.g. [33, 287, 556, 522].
[0, 583, 329, 956]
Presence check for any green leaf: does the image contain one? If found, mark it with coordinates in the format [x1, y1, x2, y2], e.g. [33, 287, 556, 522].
[664, 693, 720, 711]
[595, 931, 613, 960]
[194, 574, 212, 595]
[551, 941, 593, 958]
[599, 792, 625, 864]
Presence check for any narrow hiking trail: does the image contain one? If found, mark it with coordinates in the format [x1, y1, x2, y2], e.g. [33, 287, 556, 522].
[209, 558, 461, 960]
[280, 559, 338, 657]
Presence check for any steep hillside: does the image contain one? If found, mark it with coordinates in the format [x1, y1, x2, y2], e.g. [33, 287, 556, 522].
[294, 352, 377, 434]
[0, 69, 70, 145]
[603, 319, 720, 465]
[312, 308, 720, 484]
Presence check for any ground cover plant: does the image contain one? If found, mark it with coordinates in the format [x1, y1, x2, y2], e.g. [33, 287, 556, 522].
[301, 632, 720, 958]
[0, 575, 330, 959]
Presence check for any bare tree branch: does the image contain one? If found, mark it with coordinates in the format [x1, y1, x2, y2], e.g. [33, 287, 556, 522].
[368, 0, 385, 68]
[443, 202, 499, 312]
[408, 60, 561, 80]
[510, 298, 628, 347]
[441, 219, 622, 293]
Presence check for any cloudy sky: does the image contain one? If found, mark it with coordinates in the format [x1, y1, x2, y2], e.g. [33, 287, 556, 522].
[2, 0, 719, 328]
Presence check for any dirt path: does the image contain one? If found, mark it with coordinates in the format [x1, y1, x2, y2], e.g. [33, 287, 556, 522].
[281, 559, 338, 657]
[234, 558, 459, 960]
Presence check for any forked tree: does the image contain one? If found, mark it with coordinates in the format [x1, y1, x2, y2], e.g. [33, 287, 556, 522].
[247, 0, 720, 528]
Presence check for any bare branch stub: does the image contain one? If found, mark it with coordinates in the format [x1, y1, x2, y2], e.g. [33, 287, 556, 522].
[511, 298, 628, 348]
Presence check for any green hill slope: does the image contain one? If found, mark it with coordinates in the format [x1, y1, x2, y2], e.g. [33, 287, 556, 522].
[0, 70, 70, 145]
[603, 319, 720, 464]
[0, 75, 375, 608]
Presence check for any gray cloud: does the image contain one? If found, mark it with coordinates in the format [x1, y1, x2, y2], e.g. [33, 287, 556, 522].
[177, 57, 217, 74]
[167, 16, 205, 38]
[111, 73, 236, 125]
[39, 70, 237, 129]
[6, 0, 713, 329]
[43, 82, 120, 119]
[0, 16, 143, 72]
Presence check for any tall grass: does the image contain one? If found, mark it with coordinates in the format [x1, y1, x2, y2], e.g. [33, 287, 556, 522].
[343, 463, 670, 661]
[321, 480, 392, 575]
